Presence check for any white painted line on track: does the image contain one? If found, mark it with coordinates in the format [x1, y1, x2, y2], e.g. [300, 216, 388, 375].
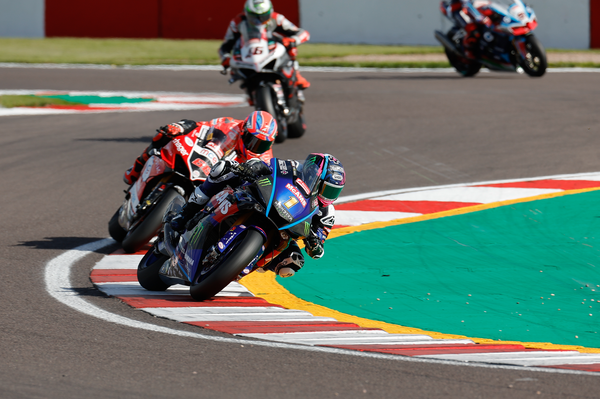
[1, 62, 599, 73]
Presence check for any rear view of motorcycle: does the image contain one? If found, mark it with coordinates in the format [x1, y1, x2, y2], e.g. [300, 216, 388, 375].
[225, 30, 306, 143]
[108, 127, 220, 253]
[435, 0, 547, 77]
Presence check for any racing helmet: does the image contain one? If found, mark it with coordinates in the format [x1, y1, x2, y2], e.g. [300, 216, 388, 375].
[245, 0, 273, 26]
[301, 153, 346, 207]
[242, 111, 277, 154]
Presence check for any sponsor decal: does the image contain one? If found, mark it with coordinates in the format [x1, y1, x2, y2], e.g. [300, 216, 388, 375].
[304, 221, 311, 237]
[311, 197, 318, 208]
[257, 177, 272, 187]
[184, 136, 195, 147]
[192, 170, 201, 179]
[321, 215, 335, 227]
[286, 183, 307, 207]
[206, 142, 224, 158]
[196, 147, 219, 165]
[284, 197, 298, 209]
[295, 178, 311, 195]
[218, 242, 224, 250]
[278, 160, 288, 171]
[332, 173, 344, 181]
[173, 139, 189, 156]
[330, 165, 344, 172]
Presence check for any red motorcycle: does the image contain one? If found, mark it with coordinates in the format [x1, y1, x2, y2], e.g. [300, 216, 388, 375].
[109, 127, 232, 253]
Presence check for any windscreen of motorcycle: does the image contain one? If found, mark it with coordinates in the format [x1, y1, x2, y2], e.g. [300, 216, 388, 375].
[491, 0, 527, 22]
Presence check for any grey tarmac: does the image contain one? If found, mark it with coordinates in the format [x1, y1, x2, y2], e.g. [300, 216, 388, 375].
[1, 66, 600, 398]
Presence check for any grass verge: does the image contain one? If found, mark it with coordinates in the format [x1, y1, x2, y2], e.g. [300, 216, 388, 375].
[0, 38, 598, 68]
[0, 95, 86, 108]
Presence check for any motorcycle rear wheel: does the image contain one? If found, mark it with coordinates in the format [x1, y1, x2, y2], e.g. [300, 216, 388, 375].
[255, 85, 288, 143]
[137, 248, 171, 291]
[108, 208, 127, 243]
[445, 48, 482, 77]
[287, 111, 306, 139]
[122, 188, 179, 254]
[518, 35, 547, 77]
[189, 229, 264, 301]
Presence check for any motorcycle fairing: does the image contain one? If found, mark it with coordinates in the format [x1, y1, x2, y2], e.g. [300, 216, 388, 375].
[161, 130, 213, 183]
[261, 159, 318, 237]
[119, 155, 170, 230]
[231, 24, 289, 73]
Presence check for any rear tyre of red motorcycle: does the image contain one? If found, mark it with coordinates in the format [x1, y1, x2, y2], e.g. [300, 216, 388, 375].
[137, 248, 171, 291]
[122, 188, 180, 254]
[287, 111, 306, 139]
[189, 229, 265, 301]
[255, 85, 288, 143]
[445, 48, 482, 77]
[108, 208, 127, 243]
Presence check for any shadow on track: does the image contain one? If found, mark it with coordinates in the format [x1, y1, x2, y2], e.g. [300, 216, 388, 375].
[77, 136, 154, 143]
[17, 237, 118, 253]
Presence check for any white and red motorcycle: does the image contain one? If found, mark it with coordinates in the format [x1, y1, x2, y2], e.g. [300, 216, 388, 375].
[225, 27, 305, 143]
[436, 0, 547, 77]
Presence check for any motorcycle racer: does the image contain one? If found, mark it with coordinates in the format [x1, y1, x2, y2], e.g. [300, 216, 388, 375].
[169, 153, 346, 278]
[442, 0, 493, 59]
[123, 111, 277, 185]
[219, 0, 311, 90]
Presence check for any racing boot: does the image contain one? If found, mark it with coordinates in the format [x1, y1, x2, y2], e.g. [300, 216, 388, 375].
[123, 155, 147, 185]
[259, 243, 305, 277]
[296, 71, 311, 90]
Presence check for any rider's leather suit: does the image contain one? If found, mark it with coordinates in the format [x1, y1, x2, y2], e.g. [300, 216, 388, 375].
[173, 158, 335, 277]
[219, 12, 311, 89]
[124, 117, 273, 185]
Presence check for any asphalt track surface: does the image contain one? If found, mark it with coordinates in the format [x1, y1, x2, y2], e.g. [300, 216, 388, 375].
[2, 66, 600, 398]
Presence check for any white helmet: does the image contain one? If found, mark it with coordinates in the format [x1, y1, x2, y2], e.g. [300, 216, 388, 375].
[245, 0, 273, 26]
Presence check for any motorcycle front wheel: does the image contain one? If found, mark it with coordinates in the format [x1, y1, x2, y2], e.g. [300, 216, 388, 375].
[108, 207, 127, 243]
[189, 229, 264, 301]
[518, 35, 547, 77]
[122, 187, 180, 254]
[255, 86, 288, 143]
[137, 248, 171, 291]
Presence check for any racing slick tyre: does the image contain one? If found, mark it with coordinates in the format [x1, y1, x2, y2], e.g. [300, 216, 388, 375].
[445, 48, 482, 77]
[137, 249, 171, 291]
[108, 208, 127, 243]
[122, 188, 180, 254]
[287, 111, 306, 139]
[518, 34, 547, 77]
[255, 85, 288, 143]
[190, 229, 264, 301]
[445, 29, 482, 77]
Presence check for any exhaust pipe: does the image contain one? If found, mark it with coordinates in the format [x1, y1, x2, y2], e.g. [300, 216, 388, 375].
[434, 30, 463, 57]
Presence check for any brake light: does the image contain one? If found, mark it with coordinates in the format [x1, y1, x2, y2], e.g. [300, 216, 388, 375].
[512, 26, 530, 36]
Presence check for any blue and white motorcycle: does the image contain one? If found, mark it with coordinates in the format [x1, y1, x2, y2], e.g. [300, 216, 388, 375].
[435, 0, 547, 77]
[137, 159, 319, 301]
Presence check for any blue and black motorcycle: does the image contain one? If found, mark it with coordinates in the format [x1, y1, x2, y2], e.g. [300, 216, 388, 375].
[436, 0, 547, 77]
[137, 159, 319, 301]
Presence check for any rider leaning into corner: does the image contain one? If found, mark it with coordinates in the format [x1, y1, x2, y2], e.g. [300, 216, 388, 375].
[219, 0, 311, 91]
[123, 111, 277, 185]
[443, 0, 493, 59]
[170, 153, 346, 278]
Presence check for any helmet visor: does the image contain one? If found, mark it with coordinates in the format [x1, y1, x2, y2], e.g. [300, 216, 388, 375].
[319, 181, 344, 203]
[247, 10, 271, 25]
[243, 133, 273, 154]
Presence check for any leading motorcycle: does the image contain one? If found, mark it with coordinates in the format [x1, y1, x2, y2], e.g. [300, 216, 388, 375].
[435, 0, 547, 77]
[224, 27, 306, 143]
[108, 127, 226, 253]
[137, 158, 319, 301]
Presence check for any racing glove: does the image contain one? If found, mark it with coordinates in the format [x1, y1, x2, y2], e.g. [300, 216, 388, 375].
[282, 37, 298, 59]
[236, 159, 271, 181]
[157, 119, 197, 137]
[304, 232, 324, 259]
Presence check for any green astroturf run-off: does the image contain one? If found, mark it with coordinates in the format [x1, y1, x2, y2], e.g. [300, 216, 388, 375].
[39, 95, 155, 104]
[278, 190, 600, 348]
